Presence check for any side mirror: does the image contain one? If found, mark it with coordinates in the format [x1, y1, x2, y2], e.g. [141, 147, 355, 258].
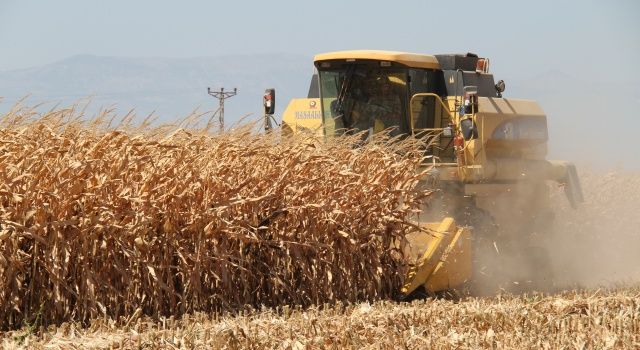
[263, 88, 275, 115]
[460, 118, 478, 140]
[495, 80, 505, 97]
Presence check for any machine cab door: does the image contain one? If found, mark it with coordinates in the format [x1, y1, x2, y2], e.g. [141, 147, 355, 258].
[409, 93, 456, 160]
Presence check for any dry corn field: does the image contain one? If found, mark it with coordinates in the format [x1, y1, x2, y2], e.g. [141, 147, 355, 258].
[0, 105, 431, 330]
[1, 288, 639, 349]
[1, 105, 640, 349]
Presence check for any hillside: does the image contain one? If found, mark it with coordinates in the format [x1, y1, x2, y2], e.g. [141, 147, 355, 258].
[0, 54, 313, 126]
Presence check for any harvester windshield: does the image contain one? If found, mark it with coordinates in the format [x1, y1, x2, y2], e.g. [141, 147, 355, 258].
[319, 64, 409, 137]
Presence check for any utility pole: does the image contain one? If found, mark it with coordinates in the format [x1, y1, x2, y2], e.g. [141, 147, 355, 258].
[207, 87, 237, 132]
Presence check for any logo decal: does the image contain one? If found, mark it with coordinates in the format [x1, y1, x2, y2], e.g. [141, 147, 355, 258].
[309, 100, 317, 109]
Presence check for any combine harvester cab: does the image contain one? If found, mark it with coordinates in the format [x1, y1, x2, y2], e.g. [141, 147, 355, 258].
[276, 50, 583, 296]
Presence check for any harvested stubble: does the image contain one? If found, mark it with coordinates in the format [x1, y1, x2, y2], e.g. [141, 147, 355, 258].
[0, 106, 432, 330]
[2, 288, 639, 349]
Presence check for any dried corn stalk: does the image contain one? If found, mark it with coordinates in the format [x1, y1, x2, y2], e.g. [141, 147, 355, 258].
[0, 105, 432, 329]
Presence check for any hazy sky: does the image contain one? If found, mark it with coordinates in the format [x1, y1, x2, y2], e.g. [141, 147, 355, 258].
[1, 0, 639, 169]
[1, 0, 638, 82]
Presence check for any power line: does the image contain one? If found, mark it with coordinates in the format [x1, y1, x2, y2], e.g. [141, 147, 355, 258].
[207, 87, 237, 132]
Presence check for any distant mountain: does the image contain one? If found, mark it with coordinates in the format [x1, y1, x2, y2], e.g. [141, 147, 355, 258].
[0, 54, 314, 126]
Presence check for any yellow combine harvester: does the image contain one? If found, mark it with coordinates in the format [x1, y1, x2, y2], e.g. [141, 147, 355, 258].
[275, 50, 583, 297]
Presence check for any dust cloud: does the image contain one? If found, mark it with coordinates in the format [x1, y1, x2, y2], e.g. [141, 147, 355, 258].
[462, 167, 640, 295]
[546, 168, 640, 288]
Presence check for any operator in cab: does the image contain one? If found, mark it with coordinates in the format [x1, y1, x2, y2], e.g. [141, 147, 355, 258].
[335, 72, 405, 137]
